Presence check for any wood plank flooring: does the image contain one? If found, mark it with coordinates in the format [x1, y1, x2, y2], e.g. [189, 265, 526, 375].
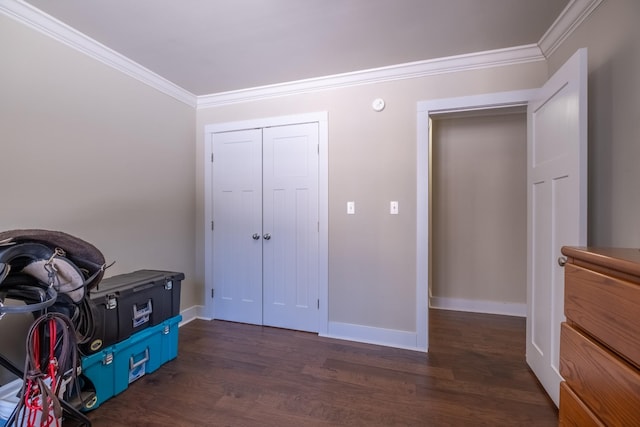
[82, 309, 558, 426]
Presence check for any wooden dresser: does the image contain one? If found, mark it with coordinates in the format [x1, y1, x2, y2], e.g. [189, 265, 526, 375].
[559, 247, 640, 426]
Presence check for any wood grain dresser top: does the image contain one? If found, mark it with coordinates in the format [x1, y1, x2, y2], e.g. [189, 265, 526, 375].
[561, 246, 640, 278]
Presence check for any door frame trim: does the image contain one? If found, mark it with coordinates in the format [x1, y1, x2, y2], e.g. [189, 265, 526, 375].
[416, 90, 535, 351]
[203, 112, 329, 334]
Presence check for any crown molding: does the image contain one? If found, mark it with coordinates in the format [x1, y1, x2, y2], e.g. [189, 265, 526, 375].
[197, 44, 544, 109]
[197, 0, 603, 109]
[0, 0, 198, 108]
[538, 0, 604, 57]
[2, 0, 600, 110]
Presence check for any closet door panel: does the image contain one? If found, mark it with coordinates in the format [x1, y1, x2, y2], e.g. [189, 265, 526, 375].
[212, 129, 263, 324]
[263, 123, 319, 332]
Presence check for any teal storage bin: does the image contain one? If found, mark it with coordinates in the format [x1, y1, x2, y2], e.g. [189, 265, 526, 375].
[79, 313, 182, 411]
[112, 323, 163, 395]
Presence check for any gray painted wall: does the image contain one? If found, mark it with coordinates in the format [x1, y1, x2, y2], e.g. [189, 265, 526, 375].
[548, 0, 640, 247]
[431, 112, 527, 305]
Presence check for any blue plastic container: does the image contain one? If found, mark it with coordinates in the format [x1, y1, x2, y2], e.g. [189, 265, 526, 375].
[112, 322, 162, 394]
[80, 314, 182, 411]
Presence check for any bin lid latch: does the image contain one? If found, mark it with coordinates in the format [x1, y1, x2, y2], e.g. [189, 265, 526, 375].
[106, 294, 117, 309]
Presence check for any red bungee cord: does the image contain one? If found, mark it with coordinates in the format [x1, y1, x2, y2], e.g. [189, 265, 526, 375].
[23, 318, 59, 427]
[15, 313, 77, 427]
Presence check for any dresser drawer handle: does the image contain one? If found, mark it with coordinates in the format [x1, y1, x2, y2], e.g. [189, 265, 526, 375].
[558, 256, 567, 267]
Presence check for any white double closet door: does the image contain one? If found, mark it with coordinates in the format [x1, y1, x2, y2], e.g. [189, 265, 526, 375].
[212, 122, 319, 332]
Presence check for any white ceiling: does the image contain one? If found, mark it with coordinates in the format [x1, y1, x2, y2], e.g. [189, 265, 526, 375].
[23, 0, 570, 96]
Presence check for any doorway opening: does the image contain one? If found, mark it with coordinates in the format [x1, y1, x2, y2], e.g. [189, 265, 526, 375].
[416, 89, 535, 352]
[430, 107, 527, 316]
[418, 50, 587, 407]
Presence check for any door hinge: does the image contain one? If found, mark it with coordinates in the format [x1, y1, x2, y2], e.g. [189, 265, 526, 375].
[317, 221, 319, 232]
[211, 221, 214, 231]
[317, 144, 319, 154]
[317, 299, 319, 309]
[211, 288, 215, 299]
[211, 153, 214, 162]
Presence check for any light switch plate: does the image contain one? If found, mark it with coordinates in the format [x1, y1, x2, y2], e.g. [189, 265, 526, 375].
[390, 201, 399, 215]
[347, 201, 355, 215]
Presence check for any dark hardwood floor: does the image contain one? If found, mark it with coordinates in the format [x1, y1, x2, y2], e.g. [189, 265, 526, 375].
[82, 309, 558, 426]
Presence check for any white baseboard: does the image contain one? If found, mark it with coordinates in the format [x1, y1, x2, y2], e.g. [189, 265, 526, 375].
[176, 308, 424, 351]
[429, 297, 526, 317]
[179, 305, 210, 326]
[322, 321, 424, 352]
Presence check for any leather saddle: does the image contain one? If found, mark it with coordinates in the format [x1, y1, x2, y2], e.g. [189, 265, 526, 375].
[0, 229, 108, 319]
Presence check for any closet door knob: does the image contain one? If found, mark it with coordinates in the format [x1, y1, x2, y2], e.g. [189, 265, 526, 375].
[557, 256, 567, 267]
[263, 233, 271, 240]
[252, 233, 260, 240]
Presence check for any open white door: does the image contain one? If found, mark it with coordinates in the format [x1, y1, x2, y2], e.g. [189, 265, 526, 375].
[526, 48, 587, 406]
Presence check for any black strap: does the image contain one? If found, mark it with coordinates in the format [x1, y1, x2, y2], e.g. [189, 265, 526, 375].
[0, 242, 55, 266]
[0, 283, 58, 314]
[0, 243, 60, 314]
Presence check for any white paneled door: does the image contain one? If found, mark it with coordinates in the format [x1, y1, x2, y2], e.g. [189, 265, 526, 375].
[526, 48, 587, 406]
[212, 123, 319, 333]
[263, 124, 319, 332]
[212, 129, 263, 325]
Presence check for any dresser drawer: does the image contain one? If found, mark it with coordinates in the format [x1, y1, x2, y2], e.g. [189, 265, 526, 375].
[560, 323, 640, 426]
[564, 263, 640, 368]
[558, 382, 604, 427]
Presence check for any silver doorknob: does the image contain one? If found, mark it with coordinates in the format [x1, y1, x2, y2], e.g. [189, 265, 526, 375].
[252, 233, 260, 240]
[557, 256, 567, 267]
[263, 233, 271, 240]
